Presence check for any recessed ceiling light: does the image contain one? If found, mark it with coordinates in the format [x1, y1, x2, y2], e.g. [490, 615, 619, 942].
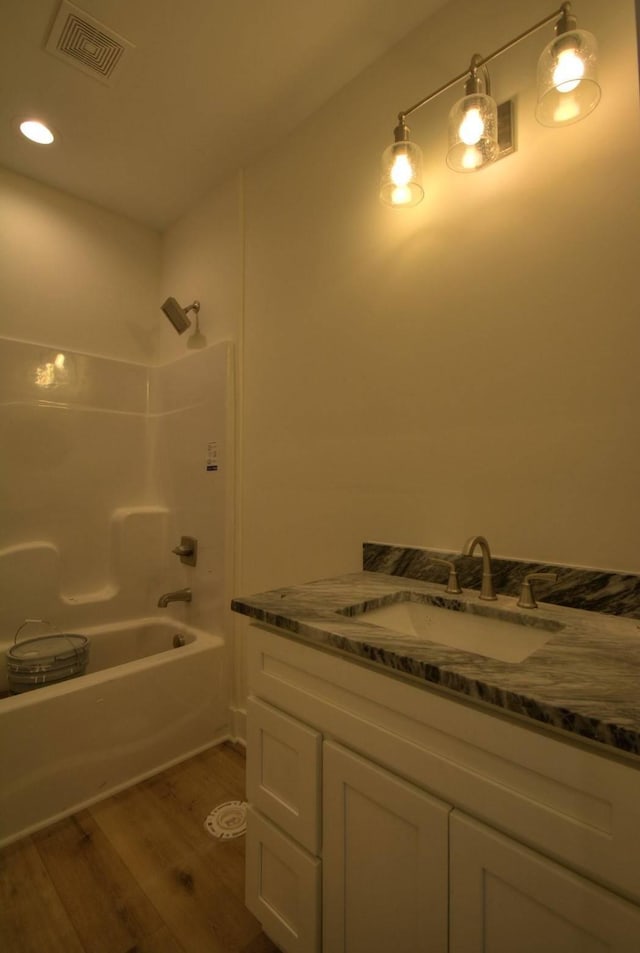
[19, 120, 55, 144]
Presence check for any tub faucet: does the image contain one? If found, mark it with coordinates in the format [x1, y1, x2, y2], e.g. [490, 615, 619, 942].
[157, 587, 192, 608]
[462, 535, 497, 601]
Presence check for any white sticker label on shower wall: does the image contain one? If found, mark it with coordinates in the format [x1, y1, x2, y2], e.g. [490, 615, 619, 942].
[206, 441, 219, 472]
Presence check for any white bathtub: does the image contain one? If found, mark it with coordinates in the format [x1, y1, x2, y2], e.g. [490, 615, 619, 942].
[0, 617, 229, 845]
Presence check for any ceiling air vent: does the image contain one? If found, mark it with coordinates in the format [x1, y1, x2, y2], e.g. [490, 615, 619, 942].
[45, 0, 134, 86]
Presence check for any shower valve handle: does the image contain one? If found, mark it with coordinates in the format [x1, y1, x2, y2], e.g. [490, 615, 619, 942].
[172, 536, 198, 567]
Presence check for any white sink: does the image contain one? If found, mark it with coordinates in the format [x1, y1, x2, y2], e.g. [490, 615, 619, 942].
[357, 596, 563, 663]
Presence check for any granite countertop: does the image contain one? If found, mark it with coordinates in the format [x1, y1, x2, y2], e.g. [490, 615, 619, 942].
[232, 571, 640, 761]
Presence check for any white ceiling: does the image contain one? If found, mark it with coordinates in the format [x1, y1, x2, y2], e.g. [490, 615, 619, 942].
[0, 0, 448, 230]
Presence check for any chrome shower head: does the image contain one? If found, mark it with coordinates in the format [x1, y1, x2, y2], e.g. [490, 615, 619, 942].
[161, 297, 200, 335]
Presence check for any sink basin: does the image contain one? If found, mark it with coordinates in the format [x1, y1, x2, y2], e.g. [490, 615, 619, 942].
[351, 595, 563, 663]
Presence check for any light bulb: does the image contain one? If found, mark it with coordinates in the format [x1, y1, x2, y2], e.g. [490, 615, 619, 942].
[390, 152, 413, 187]
[553, 48, 585, 93]
[19, 120, 54, 144]
[459, 107, 485, 146]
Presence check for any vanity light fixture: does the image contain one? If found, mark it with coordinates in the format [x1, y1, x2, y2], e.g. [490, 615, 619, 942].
[19, 119, 55, 144]
[380, 2, 600, 207]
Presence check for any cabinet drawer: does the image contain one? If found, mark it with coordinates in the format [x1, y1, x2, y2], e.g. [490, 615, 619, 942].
[247, 695, 322, 854]
[246, 805, 321, 953]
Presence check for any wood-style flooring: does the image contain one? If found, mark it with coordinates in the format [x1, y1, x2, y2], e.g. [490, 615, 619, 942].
[0, 742, 280, 953]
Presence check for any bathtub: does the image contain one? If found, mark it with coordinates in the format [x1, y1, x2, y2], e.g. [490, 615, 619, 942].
[0, 617, 229, 846]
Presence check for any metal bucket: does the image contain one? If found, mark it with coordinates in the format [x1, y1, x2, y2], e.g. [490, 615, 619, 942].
[5, 620, 90, 694]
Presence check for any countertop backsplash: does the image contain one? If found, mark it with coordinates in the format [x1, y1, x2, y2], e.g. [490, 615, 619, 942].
[363, 542, 640, 619]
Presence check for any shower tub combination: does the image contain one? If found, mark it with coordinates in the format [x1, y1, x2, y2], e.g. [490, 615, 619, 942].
[0, 617, 228, 846]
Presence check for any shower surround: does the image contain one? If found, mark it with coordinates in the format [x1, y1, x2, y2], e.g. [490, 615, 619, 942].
[0, 335, 233, 667]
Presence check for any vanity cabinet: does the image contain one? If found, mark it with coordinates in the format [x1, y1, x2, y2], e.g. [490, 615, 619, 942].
[245, 625, 640, 953]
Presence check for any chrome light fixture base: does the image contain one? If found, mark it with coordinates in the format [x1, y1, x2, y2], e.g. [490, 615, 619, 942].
[496, 100, 515, 159]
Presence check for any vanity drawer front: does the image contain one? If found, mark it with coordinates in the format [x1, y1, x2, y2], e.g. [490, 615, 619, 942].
[247, 695, 322, 854]
[245, 805, 321, 953]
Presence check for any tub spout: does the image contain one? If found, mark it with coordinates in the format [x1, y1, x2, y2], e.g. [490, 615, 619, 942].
[157, 588, 192, 608]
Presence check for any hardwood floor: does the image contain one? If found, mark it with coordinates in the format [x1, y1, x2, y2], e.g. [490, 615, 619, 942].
[0, 743, 280, 953]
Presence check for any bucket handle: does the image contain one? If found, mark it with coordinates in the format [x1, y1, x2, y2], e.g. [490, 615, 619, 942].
[13, 618, 55, 644]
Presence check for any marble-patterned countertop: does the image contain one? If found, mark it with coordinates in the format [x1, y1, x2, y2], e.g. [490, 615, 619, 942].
[232, 571, 640, 761]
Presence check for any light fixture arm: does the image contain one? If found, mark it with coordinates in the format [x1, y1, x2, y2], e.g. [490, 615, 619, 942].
[183, 300, 200, 316]
[399, 3, 571, 122]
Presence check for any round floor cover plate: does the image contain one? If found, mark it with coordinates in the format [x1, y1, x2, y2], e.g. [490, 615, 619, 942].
[204, 800, 247, 839]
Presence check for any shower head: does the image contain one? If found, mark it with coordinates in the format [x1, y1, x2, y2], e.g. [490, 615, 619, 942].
[161, 297, 200, 335]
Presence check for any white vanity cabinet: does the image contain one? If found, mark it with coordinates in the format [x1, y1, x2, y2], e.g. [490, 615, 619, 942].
[245, 625, 640, 953]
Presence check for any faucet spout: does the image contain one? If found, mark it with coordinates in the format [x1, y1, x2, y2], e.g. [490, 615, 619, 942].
[462, 535, 497, 601]
[157, 587, 192, 608]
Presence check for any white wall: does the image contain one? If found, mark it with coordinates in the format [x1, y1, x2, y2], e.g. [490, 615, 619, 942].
[240, 0, 640, 597]
[0, 167, 160, 363]
[158, 174, 243, 365]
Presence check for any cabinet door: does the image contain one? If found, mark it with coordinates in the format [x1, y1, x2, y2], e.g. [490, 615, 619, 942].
[245, 805, 321, 953]
[247, 696, 322, 854]
[450, 812, 640, 953]
[323, 741, 450, 953]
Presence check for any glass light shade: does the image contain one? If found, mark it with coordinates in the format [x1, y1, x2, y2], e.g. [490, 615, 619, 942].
[446, 93, 498, 173]
[380, 139, 424, 208]
[536, 29, 600, 126]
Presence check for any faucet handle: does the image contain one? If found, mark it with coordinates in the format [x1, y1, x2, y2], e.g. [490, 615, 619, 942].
[517, 572, 558, 609]
[430, 558, 463, 594]
[172, 535, 197, 566]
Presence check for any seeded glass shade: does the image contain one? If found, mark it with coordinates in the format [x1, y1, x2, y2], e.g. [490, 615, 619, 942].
[536, 29, 600, 126]
[446, 93, 498, 172]
[380, 139, 424, 207]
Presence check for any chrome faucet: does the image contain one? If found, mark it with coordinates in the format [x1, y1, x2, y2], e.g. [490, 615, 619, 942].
[462, 535, 497, 600]
[157, 587, 192, 608]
